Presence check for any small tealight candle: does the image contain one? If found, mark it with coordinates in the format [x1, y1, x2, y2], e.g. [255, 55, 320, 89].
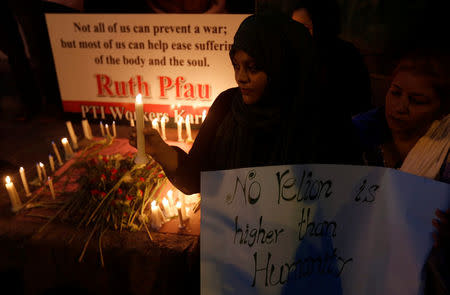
[202, 110, 207, 123]
[51, 141, 63, 166]
[61, 137, 74, 160]
[47, 177, 56, 200]
[112, 121, 117, 137]
[5, 176, 22, 212]
[185, 114, 193, 142]
[152, 118, 160, 134]
[160, 115, 167, 140]
[49, 154, 55, 173]
[66, 121, 78, 149]
[176, 201, 184, 228]
[19, 167, 31, 197]
[150, 200, 162, 229]
[177, 117, 184, 142]
[100, 121, 105, 137]
[105, 123, 112, 137]
[36, 163, 43, 183]
[39, 162, 47, 180]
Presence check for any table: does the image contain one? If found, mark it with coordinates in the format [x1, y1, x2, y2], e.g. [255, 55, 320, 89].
[0, 138, 200, 295]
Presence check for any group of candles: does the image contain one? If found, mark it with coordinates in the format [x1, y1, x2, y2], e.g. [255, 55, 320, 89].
[150, 189, 193, 229]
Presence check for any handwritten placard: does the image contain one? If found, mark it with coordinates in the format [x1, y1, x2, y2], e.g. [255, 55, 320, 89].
[200, 165, 449, 294]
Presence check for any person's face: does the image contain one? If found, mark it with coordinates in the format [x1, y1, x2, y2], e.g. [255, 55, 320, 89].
[385, 71, 442, 137]
[292, 8, 313, 36]
[231, 50, 268, 105]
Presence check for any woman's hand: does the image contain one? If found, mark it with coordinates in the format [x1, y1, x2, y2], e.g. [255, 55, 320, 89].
[129, 126, 168, 158]
[433, 209, 450, 248]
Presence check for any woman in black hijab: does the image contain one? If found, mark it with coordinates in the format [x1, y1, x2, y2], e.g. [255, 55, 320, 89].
[130, 12, 359, 194]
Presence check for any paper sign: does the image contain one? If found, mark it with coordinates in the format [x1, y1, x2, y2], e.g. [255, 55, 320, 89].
[201, 164, 449, 294]
[45, 14, 248, 121]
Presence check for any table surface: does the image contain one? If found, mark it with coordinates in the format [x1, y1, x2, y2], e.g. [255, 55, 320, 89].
[0, 137, 200, 295]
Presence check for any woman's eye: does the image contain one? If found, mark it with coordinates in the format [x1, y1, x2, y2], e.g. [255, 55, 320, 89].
[248, 65, 259, 73]
[232, 63, 239, 70]
[409, 96, 428, 105]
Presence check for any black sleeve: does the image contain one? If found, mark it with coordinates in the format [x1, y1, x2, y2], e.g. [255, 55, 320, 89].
[164, 88, 236, 194]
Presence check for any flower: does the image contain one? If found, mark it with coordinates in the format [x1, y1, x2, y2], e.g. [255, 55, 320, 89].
[111, 168, 118, 175]
[100, 192, 107, 198]
[137, 189, 144, 197]
[103, 156, 109, 163]
[139, 177, 145, 182]
[126, 195, 133, 201]
[101, 174, 106, 181]
[157, 173, 164, 178]
[90, 189, 100, 196]
[110, 175, 117, 181]
[117, 188, 123, 195]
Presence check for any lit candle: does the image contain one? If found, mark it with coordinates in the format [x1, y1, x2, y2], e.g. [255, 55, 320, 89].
[185, 114, 193, 142]
[176, 201, 184, 228]
[130, 118, 135, 127]
[105, 123, 112, 137]
[162, 198, 173, 218]
[49, 154, 55, 173]
[81, 119, 93, 140]
[112, 121, 117, 137]
[177, 116, 184, 142]
[150, 200, 162, 229]
[66, 121, 78, 149]
[19, 167, 31, 197]
[39, 162, 47, 180]
[160, 115, 167, 140]
[5, 176, 22, 212]
[152, 118, 160, 134]
[100, 121, 105, 137]
[36, 163, 43, 183]
[48, 177, 56, 200]
[51, 141, 63, 166]
[61, 137, 74, 160]
[202, 110, 207, 123]
[179, 192, 187, 221]
[134, 94, 148, 164]
[167, 190, 175, 214]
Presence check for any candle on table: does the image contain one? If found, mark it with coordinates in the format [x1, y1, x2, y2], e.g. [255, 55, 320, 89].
[162, 198, 173, 218]
[81, 119, 93, 140]
[48, 177, 56, 200]
[179, 192, 187, 221]
[5, 176, 22, 212]
[36, 163, 43, 183]
[177, 117, 184, 142]
[112, 121, 117, 137]
[19, 167, 31, 197]
[61, 137, 74, 160]
[160, 115, 167, 140]
[202, 110, 207, 123]
[51, 141, 63, 166]
[100, 121, 105, 137]
[130, 118, 135, 127]
[49, 154, 55, 173]
[105, 124, 112, 137]
[167, 189, 176, 214]
[176, 201, 184, 228]
[66, 121, 78, 149]
[185, 114, 193, 142]
[152, 118, 160, 134]
[134, 94, 148, 164]
[39, 162, 47, 180]
[150, 200, 162, 229]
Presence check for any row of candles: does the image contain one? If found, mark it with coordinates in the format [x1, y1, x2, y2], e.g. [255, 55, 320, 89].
[150, 189, 195, 229]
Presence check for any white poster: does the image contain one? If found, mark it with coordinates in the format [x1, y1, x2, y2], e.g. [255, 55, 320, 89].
[45, 14, 248, 123]
[201, 164, 449, 294]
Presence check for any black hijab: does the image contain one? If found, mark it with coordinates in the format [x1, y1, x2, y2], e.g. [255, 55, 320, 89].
[209, 12, 331, 170]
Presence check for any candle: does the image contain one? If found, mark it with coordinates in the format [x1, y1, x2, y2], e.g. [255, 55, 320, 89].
[100, 121, 105, 137]
[185, 114, 193, 142]
[66, 121, 78, 149]
[61, 137, 74, 160]
[152, 118, 160, 134]
[167, 190, 175, 214]
[81, 119, 93, 140]
[150, 200, 162, 229]
[177, 116, 184, 142]
[105, 123, 112, 137]
[51, 141, 63, 166]
[19, 167, 31, 197]
[160, 115, 167, 140]
[162, 198, 173, 218]
[179, 192, 187, 221]
[176, 201, 184, 228]
[130, 118, 135, 127]
[5, 176, 22, 212]
[49, 154, 55, 173]
[112, 121, 117, 137]
[39, 162, 47, 180]
[48, 177, 56, 200]
[202, 110, 207, 123]
[134, 94, 148, 164]
[36, 163, 43, 183]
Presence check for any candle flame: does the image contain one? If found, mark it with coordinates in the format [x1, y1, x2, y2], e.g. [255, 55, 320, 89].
[39, 162, 44, 167]
[136, 93, 142, 104]
[177, 103, 181, 108]
[105, 124, 109, 128]
[5, 176, 11, 184]
[113, 121, 115, 124]
[167, 190, 173, 198]
[61, 138, 68, 144]
[202, 110, 206, 116]
[176, 201, 182, 209]
[178, 117, 183, 124]
[170, 104, 175, 109]
[152, 118, 159, 124]
[162, 198, 169, 206]
[151, 200, 157, 207]
[19, 167, 24, 172]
